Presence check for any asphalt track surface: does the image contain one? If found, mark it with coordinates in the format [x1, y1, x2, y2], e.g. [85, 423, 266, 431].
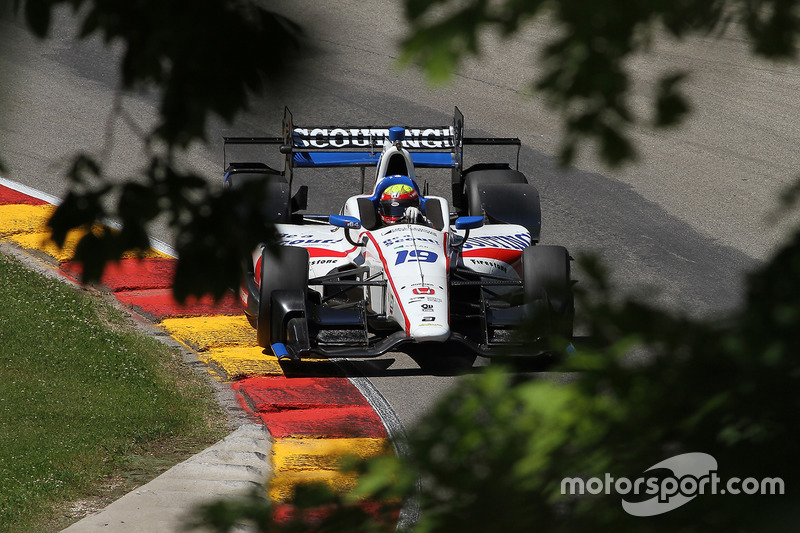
[2, 2, 797, 437]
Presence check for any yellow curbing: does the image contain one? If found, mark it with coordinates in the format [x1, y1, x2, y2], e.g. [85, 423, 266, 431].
[1, 188, 399, 516]
[0, 204, 170, 261]
[8, 231, 83, 263]
[0, 208, 171, 263]
[200, 346, 284, 381]
[160, 315, 257, 352]
[0, 204, 55, 236]
[270, 437, 390, 503]
[10, 230, 170, 261]
[269, 470, 360, 503]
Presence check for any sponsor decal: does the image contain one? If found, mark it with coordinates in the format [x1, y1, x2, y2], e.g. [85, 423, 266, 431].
[462, 233, 530, 250]
[467, 258, 509, 273]
[407, 225, 439, 236]
[412, 287, 436, 295]
[382, 235, 441, 247]
[279, 233, 344, 247]
[293, 127, 454, 149]
[422, 316, 436, 322]
[408, 283, 446, 289]
[310, 259, 338, 265]
[383, 227, 406, 235]
[420, 303, 434, 311]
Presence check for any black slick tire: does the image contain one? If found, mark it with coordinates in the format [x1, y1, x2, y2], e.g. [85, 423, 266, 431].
[257, 246, 309, 348]
[521, 245, 574, 338]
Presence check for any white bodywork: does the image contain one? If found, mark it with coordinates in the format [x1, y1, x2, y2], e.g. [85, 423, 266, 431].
[250, 134, 531, 347]
[255, 219, 530, 343]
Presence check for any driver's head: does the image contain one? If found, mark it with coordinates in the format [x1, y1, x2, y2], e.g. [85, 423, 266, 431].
[379, 184, 420, 225]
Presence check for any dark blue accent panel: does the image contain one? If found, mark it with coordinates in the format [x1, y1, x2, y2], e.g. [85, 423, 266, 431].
[292, 151, 455, 168]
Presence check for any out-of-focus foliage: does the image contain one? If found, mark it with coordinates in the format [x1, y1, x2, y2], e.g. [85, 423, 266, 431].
[10, 0, 800, 294]
[147, 1, 800, 531]
[20, 0, 300, 147]
[366, 245, 800, 532]
[46, 152, 279, 299]
[402, 0, 799, 166]
[6, 1, 800, 528]
[8, 0, 300, 298]
[190, 241, 800, 531]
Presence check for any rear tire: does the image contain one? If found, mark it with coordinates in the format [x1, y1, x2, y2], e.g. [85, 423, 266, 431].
[224, 169, 292, 224]
[464, 169, 542, 240]
[521, 245, 574, 339]
[464, 168, 527, 217]
[257, 246, 309, 348]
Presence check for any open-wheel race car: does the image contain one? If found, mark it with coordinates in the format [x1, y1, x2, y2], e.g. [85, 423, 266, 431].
[224, 108, 573, 360]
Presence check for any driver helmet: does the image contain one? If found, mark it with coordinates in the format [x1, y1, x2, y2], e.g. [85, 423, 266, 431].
[379, 183, 420, 225]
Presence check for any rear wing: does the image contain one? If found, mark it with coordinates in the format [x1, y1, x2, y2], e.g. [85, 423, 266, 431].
[223, 107, 521, 191]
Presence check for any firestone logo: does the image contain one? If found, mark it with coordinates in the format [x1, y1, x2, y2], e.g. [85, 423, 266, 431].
[561, 453, 784, 517]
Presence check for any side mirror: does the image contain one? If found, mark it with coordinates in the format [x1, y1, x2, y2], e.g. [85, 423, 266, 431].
[329, 215, 362, 230]
[455, 216, 484, 230]
[329, 215, 365, 247]
[453, 215, 483, 249]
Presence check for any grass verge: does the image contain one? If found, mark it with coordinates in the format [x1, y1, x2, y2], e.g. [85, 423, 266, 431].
[0, 252, 228, 532]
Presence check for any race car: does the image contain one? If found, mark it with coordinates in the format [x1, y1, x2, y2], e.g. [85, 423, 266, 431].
[224, 108, 573, 360]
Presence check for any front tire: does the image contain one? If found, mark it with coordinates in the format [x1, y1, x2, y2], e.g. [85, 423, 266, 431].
[521, 245, 574, 339]
[257, 246, 309, 348]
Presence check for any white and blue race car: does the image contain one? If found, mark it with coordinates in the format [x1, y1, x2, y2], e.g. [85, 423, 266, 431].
[225, 108, 573, 360]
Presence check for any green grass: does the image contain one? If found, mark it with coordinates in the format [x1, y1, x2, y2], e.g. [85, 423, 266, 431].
[0, 252, 228, 532]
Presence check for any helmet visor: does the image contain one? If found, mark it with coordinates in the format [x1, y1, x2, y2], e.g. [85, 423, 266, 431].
[380, 199, 413, 219]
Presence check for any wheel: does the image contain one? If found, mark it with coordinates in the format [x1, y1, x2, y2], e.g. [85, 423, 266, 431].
[224, 168, 292, 224]
[463, 168, 541, 240]
[257, 246, 309, 348]
[521, 245, 574, 339]
[463, 168, 527, 217]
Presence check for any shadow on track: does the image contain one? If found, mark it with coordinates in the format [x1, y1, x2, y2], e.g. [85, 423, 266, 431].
[273, 339, 579, 379]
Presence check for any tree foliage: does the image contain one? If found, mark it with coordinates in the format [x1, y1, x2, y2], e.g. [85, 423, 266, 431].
[8, 0, 301, 299]
[345, 245, 800, 531]
[190, 247, 800, 532]
[5, 1, 800, 530]
[180, 1, 798, 531]
[402, 0, 799, 166]
[11, 0, 800, 294]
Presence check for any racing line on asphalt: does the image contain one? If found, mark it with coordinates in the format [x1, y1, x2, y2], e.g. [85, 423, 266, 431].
[0, 176, 407, 525]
